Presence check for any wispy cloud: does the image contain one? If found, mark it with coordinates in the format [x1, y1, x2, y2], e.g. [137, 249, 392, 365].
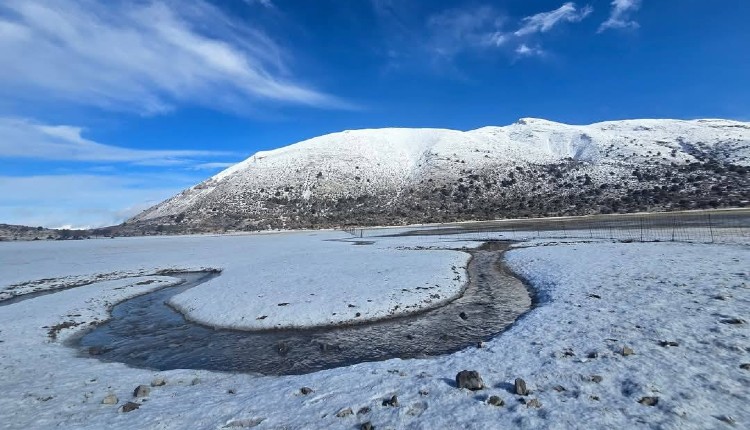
[0, 0, 344, 115]
[426, 6, 507, 58]
[192, 162, 237, 170]
[515, 44, 546, 58]
[515, 2, 593, 37]
[418, 2, 592, 62]
[599, 0, 642, 32]
[243, 0, 275, 9]
[0, 173, 197, 228]
[0, 117, 232, 165]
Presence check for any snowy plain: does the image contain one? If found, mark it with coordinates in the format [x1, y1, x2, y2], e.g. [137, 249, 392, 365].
[0, 229, 748, 429]
[0, 232, 468, 329]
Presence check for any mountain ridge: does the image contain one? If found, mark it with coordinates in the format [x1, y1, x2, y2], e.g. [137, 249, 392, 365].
[126, 118, 750, 233]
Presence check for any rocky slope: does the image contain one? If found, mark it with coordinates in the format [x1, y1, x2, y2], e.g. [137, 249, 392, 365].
[0, 224, 91, 241]
[124, 118, 750, 233]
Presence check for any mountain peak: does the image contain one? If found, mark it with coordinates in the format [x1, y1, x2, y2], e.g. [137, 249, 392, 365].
[514, 117, 562, 126]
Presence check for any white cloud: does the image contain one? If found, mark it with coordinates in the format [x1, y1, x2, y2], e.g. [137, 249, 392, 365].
[0, 0, 343, 115]
[515, 2, 593, 37]
[486, 32, 509, 47]
[192, 162, 237, 170]
[0, 174, 194, 228]
[599, 0, 642, 32]
[0, 117, 231, 165]
[515, 44, 545, 57]
[426, 6, 507, 58]
[244, 0, 275, 9]
[416, 3, 592, 63]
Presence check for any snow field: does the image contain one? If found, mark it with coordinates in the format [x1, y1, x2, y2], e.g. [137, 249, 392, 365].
[0, 234, 747, 429]
[0, 231, 469, 330]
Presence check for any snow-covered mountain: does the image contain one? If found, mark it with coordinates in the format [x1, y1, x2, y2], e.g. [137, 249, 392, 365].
[127, 118, 750, 232]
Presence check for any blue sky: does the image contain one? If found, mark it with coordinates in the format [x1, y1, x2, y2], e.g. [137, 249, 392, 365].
[1, 0, 748, 228]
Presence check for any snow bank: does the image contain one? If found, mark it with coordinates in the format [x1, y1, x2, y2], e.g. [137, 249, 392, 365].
[168, 237, 468, 330]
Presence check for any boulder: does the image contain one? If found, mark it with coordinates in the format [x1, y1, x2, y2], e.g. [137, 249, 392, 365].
[382, 395, 399, 407]
[133, 385, 150, 398]
[514, 378, 529, 396]
[335, 407, 353, 418]
[119, 402, 140, 413]
[455, 370, 485, 390]
[487, 395, 504, 407]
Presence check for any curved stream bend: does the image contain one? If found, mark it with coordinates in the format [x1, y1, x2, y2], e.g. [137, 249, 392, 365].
[75, 241, 531, 375]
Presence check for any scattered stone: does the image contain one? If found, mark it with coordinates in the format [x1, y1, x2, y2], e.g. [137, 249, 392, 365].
[525, 398, 542, 408]
[659, 340, 679, 347]
[224, 418, 265, 428]
[335, 407, 353, 418]
[740, 363, 750, 370]
[101, 394, 118, 405]
[190, 378, 201, 386]
[622, 346, 635, 356]
[357, 406, 371, 415]
[562, 348, 575, 357]
[591, 375, 603, 383]
[487, 395, 504, 407]
[300, 387, 314, 395]
[151, 377, 166, 387]
[552, 385, 566, 392]
[638, 396, 659, 406]
[418, 389, 429, 396]
[382, 395, 399, 407]
[355, 312, 361, 317]
[119, 402, 140, 413]
[360, 422, 374, 430]
[456, 370, 485, 391]
[459, 312, 468, 320]
[587, 351, 599, 359]
[133, 385, 150, 398]
[720, 318, 746, 325]
[227, 388, 237, 395]
[514, 378, 529, 396]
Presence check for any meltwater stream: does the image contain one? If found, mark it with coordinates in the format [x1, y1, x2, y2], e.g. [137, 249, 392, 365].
[75, 242, 531, 376]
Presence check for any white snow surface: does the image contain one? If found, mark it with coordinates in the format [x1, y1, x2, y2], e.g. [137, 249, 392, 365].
[1, 233, 749, 429]
[0, 232, 468, 330]
[133, 118, 750, 221]
[167, 236, 468, 330]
